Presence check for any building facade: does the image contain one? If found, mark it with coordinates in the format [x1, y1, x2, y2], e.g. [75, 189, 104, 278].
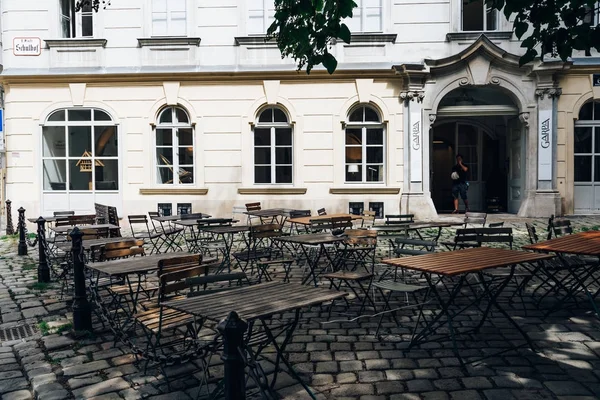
[0, 0, 597, 220]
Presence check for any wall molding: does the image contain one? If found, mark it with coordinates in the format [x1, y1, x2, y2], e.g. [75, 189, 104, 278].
[237, 188, 307, 195]
[329, 187, 401, 195]
[45, 38, 107, 48]
[137, 37, 201, 47]
[139, 188, 208, 195]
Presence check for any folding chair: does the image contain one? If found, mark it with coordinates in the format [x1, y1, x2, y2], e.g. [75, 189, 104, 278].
[441, 228, 480, 250]
[547, 214, 574, 240]
[245, 202, 267, 225]
[476, 227, 513, 249]
[324, 230, 378, 316]
[384, 214, 415, 225]
[361, 210, 376, 228]
[288, 209, 311, 234]
[463, 212, 487, 228]
[128, 215, 164, 254]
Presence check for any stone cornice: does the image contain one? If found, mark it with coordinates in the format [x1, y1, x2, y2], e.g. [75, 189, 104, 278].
[237, 188, 307, 195]
[45, 38, 107, 48]
[139, 188, 208, 195]
[329, 187, 401, 195]
[137, 37, 201, 47]
[234, 36, 277, 46]
[445, 31, 513, 42]
[535, 87, 563, 99]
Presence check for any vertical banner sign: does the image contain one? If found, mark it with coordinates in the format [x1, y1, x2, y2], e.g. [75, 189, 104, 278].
[0, 109, 5, 152]
[538, 108, 552, 180]
[409, 103, 423, 182]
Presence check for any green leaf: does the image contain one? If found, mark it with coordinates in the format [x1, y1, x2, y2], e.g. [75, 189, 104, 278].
[322, 52, 338, 74]
[519, 49, 537, 66]
[339, 23, 351, 44]
[515, 21, 528, 38]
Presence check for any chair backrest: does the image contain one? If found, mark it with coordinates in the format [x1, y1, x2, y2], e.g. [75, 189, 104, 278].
[309, 218, 334, 232]
[453, 228, 479, 244]
[464, 212, 487, 228]
[525, 223, 539, 244]
[148, 211, 160, 218]
[344, 229, 378, 245]
[107, 206, 120, 228]
[289, 209, 311, 218]
[158, 254, 204, 276]
[54, 211, 75, 217]
[55, 217, 74, 227]
[552, 218, 573, 238]
[245, 202, 262, 212]
[394, 237, 437, 252]
[186, 270, 248, 297]
[317, 208, 327, 216]
[128, 215, 152, 235]
[69, 214, 97, 226]
[103, 239, 145, 260]
[476, 227, 513, 249]
[331, 216, 353, 233]
[159, 265, 209, 303]
[95, 203, 109, 224]
[67, 227, 107, 241]
[385, 214, 415, 225]
[488, 222, 504, 228]
[250, 223, 285, 239]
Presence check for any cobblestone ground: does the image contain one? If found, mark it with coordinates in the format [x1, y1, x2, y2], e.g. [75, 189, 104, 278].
[1, 215, 600, 400]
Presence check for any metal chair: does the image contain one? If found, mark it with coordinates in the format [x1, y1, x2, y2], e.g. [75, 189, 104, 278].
[463, 212, 487, 228]
[361, 210, 376, 228]
[384, 214, 415, 225]
[128, 215, 164, 254]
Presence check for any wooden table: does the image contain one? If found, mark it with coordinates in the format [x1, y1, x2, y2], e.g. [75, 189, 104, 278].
[202, 225, 250, 273]
[86, 251, 193, 277]
[163, 281, 347, 398]
[272, 233, 346, 286]
[523, 231, 600, 317]
[382, 247, 553, 365]
[28, 214, 93, 223]
[50, 224, 120, 235]
[152, 214, 212, 222]
[245, 208, 301, 226]
[287, 213, 363, 227]
[55, 236, 139, 261]
[373, 221, 460, 242]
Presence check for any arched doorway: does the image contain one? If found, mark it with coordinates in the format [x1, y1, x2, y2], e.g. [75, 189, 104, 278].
[430, 87, 523, 213]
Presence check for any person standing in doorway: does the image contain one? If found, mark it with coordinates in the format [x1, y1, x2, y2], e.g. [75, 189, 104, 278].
[451, 154, 469, 213]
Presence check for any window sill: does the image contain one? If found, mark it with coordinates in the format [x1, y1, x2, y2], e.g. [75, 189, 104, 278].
[238, 188, 307, 195]
[45, 38, 107, 48]
[139, 188, 208, 195]
[137, 37, 201, 47]
[234, 36, 277, 46]
[330, 187, 401, 195]
[349, 33, 397, 43]
[446, 31, 513, 41]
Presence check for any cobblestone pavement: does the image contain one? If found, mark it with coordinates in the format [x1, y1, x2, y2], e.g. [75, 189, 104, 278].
[1, 215, 600, 399]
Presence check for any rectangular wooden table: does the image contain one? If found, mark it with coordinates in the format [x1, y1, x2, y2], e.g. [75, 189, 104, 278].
[50, 224, 120, 235]
[201, 225, 251, 273]
[55, 236, 139, 261]
[245, 208, 302, 226]
[272, 233, 346, 286]
[373, 221, 460, 242]
[382, 247, 553, 365]
[163, 281, 347, 399]
[86, 251, 193, 277]
[523, 231, 600, 317]
[287, 213, 363, 227]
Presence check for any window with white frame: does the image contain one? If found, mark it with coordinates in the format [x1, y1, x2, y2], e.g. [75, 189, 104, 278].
[155, 106, 194, 185]
[152, 0, 187, 36]
[248, 0, 275, 35]
[254, 107, 293, 184]
[583, 2, 600, 26]
[345, 105, 385, 183]
[345, 0, 383, 32]
[60, 0, 94, 38]
[462, 0, 497, 31]
[42, 109, 118, 191]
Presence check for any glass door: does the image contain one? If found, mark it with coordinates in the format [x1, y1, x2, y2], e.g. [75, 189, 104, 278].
[455, 123, 482, 211]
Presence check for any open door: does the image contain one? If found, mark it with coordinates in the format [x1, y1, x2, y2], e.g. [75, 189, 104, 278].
[507, 118, 523, 213]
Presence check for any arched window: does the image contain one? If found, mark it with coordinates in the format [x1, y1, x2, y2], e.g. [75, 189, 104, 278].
[42, 108, 118, 191]
[574, 100, 600, 211]
[345, 105, 384, 182]
[254, 107, 293, 184]
[156, 106, 194, 185]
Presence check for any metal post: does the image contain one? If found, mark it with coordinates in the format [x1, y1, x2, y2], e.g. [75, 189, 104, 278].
[217, 311, 248, 400]
[5, 199, 14, 235]
[70, 227, 92, 332]
[36, 217, 50, 283]
[17, 207, 27, 256]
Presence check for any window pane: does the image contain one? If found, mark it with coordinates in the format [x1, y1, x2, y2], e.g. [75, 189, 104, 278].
[254, 148, 271, 164]
[177, 203, 192, 215]
[367, 147, 383, 163]
[346, 147, 362, 163]
[81, 14, 93, 37]
[575, 127, 593, 153]
[170, 12, 187, 36]
[579, 102, 593, 120]
[69, 160, 92, 190]
[575, 155, 592, 182]
[68, 109, 91, 121]
[595, 156, 600, 182]
[247, 15, 264, 35]
[95, 126, 117, 157]
[179, 167, 194, 184]
[255, 166, 271, 183]
[276, 166, 292, 183]
[159, 108, 173, 123]
[158, 203, 172, 216]
[43, 126, 66, 157]
[346, 129, 362, 145]
[156, 148, 173, 165]
[156, 129, 173, 146]
[43, 160, 67, 190]
[48, 110, 66, 121]
[365, 9, 382, 32]
[178, 128, 193, 146]
[273, 108, 287, 122]
[176, 108, 189, 124]
[462, 0, 484, 31]
[367, 128, 383, 144]
[95, 159, 119, 190]
[258, 109, 273, 123]
[366, 165, 384, 181]
[152, 15, 168, 36]
[178, 146, 194, 165]
[346, 165, 363, 181]
[596, 129, 600, 154]
[153, 0, 167, 12]
[68, 126, 92, 157]
[94, 110, 111, 121]
[485, 6, 497, 30]
[254, 128, 271, 145]
[349, 108, 363, 122]
[157, 167, 173, 184]
[364, 107, 380, 122]
[275, 128, 292, 145]
[595, 102, 600, 120]
[276, 147, 292, 164]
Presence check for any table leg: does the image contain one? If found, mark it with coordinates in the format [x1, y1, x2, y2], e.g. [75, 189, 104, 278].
[300, 244, 321, 287]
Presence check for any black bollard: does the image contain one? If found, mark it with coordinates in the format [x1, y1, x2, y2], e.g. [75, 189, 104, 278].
[217, 311, 248, 400]
[36, 217, 50, 283]
[70, 227, 92, 332]
[5, 200, 14, 235]
[17, 207, 27, 256]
